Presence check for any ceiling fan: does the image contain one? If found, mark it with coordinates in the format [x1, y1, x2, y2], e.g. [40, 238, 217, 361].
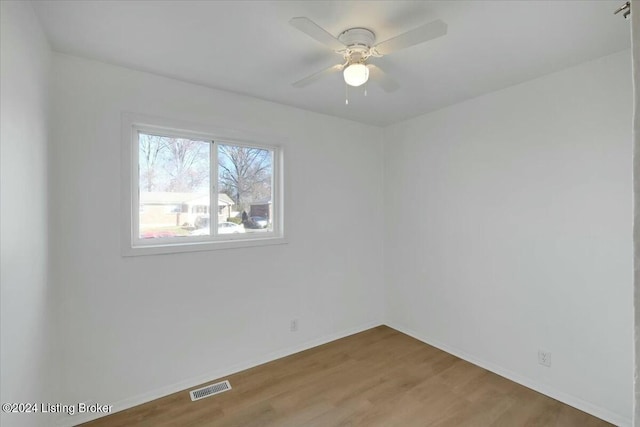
[289, 17, 447, 93]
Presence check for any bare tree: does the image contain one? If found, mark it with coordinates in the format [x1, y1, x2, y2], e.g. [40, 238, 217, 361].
[163, 138, 210, 192]
[218, 145, 272, 209]
[141, 137, 269, 206]
[139, 134, 167, 192]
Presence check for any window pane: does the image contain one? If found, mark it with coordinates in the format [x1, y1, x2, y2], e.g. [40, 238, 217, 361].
[138, 132, 210, 239]
[218, 144, 273, 234]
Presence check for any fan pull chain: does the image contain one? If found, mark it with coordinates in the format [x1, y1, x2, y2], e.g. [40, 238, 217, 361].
[345, 82, 349, 105]
[364, 80, 368, 97]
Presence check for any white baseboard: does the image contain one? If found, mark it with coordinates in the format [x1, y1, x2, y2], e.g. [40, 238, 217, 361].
[385, 321, 631, 427]
[58, 320, 383, 426]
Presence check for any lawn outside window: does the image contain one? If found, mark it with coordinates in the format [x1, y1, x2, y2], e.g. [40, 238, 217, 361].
[121, 114, 284, 256]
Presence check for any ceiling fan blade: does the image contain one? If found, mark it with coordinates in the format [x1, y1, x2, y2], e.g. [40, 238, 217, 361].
[373, 19, 447, 56]
[292, 64, 344, 88]
[289, 17, 345, 51]
[367, 64, 400, 92]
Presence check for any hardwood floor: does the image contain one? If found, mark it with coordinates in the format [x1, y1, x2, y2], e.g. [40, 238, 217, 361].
[82, 326, 612, 426]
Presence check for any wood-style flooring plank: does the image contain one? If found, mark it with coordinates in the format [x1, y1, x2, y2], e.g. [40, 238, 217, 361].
[81, 326, 613, 427]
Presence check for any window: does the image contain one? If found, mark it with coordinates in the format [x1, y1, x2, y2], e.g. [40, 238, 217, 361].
[122, 115, 283, 255]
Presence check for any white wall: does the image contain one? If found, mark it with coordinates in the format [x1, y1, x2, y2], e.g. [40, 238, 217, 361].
[384, 50, 633, 425]
[0, 2, 54, 427]
[49, 53, 384, 422]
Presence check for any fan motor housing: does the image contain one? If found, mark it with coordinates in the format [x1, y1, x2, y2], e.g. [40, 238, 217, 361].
[338, 28, 376, 48]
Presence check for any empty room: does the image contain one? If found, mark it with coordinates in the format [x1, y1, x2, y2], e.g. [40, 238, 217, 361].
[1, 1, 638, 426]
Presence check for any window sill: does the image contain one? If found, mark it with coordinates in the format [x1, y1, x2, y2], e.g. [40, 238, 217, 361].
[122, 235, 287, 257]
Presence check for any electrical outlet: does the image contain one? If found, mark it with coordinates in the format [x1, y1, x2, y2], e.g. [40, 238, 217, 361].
[538, 350, 551, 367]
[290, 319, 298, 332]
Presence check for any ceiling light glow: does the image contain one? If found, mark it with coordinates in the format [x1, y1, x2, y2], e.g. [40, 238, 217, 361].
[343, 63, 369, 87]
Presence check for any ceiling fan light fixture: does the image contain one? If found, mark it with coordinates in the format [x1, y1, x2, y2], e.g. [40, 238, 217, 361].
[343, 63, 369, 87]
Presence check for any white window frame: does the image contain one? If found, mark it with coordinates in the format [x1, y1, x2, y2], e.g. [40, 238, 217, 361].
[121, 113, 285, 256]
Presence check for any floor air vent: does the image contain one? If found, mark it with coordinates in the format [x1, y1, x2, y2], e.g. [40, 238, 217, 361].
[189, 380, 232, 401]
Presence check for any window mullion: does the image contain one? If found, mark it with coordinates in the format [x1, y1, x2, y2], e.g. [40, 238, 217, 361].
[210, 140, 218, 239]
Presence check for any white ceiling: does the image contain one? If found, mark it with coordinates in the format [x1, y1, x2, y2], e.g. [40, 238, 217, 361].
[32, 0, 630, 126]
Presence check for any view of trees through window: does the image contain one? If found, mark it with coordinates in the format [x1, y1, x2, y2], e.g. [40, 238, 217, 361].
[137, 132, 273, 240]
[139, 133, 210, 193]
[218, 145, 272, 211]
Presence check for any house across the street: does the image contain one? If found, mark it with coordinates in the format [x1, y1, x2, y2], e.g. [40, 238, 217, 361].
[139, 192, 235, 229]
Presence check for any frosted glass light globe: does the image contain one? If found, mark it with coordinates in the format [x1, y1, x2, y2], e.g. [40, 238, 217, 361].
[343, 63, 369, 87]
